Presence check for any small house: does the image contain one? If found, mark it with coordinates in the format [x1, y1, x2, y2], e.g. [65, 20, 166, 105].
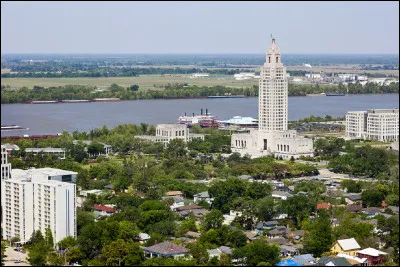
[330, 238, 361, 256]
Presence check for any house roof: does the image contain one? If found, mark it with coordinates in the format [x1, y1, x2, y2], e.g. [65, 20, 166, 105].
[142, 241, 189, 256]
[294, 254, 315, 262]
[265, 220, 279, 225]
[268, 229, 285, 236]
[337, 238, 361, 251]
[266, 237, 289, 245]
[185, 231, 201, 238]
[317, 256, 351, 266]
[238, 175, 253, 180]
[346, 194, 362, 201]
[280, 245, 299, 253]
[93, 204, 116, 213]
[363, 207, 381, 214]
[357, 247, 388, 257]
[193, 191, 210, 198]
[176, 205, 203, 212]
[166, 191, 183, 196]
[139, 233, 151, 240]
[337, 254, 368, 264]
[347, 204, 362, 212]
[218, 246, 232, 255]
[317, 203, 332, 209]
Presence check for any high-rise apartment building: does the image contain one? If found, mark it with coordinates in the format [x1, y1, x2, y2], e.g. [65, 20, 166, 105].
[1, 150, 77, 245]
[259, 38, 288, 131]
[1, 145, 12, 180]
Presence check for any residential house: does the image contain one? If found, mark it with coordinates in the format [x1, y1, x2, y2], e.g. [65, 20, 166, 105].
[386, 205, 399, 214]
[255, 220, 279, 234]
[193, 191, 213, 205]
[176, 205, 204, 217]
[275, 186, 290, 192]
[266, 237, 289, 246]
[287, 230, 306, 242]
[223, 210, 243, 225]
[317, 256, 352, 266]
[356, 248, 388, 266]
[337, 254, 368, 266]
[293, 254, 316, 265]
[185, 231, 201, 239]
[345, 194, 362, 205]
[362, 207, 381, 218]
[207, 246, 232, 260]
[267, 228, 286, 239]
[164, 196, 185, 211]
[347, 204, 363, 213]
[330, 238, 361, 256]
[141, 241, 190, 259]
[316, 203, 332, 210]
[244, 231, 259, 242]
[93, 204, 117, 217]
[272, 191, 293, 200]
[280, 245, 300, 257]
[166, 191, 183, 197]
[137, 233, 151, 244]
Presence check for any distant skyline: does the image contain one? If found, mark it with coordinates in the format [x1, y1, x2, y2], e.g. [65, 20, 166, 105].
[1, 1, 399, 54]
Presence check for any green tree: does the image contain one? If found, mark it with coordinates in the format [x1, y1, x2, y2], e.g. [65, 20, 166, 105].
[232, 239, 280, 266]
[66, 247, 85, 265]
[361, 190, 385, 207]
[165, 138, 187, 159]
[187, 242, 209, 265]
[303, 210, 333, 257]
[45, 227, 54, 249]
[202, 209, 224, 231]
[28, 242, 48, 266]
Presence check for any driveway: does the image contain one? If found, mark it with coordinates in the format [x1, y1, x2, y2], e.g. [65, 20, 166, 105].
[3, 247, 30, 266]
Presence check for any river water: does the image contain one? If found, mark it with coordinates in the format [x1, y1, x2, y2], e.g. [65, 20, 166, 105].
[1, 94, 399, 136]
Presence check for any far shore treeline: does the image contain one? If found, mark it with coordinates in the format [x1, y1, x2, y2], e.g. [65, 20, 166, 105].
[1, 82, 398, 104]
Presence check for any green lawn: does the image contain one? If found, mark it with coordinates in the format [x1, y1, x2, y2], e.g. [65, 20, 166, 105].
[1, 75, 258, 90]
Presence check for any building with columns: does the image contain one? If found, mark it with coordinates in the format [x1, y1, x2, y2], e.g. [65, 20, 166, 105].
[231, 38, 314, 159]
[136, 124, 204, 147]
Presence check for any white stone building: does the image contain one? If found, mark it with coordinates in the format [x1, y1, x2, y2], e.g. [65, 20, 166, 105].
[231, 38, 314, 159]
[346, 109, 399, 142]
[1, 174, 76, 245]
[136, 124, 204, 147]
[1, 152, 77, 245]
[1, 145, 12, 180]
[25, 147, 66, 159]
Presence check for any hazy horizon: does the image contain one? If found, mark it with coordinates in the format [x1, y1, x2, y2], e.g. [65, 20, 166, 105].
[2, 1, 398, 54]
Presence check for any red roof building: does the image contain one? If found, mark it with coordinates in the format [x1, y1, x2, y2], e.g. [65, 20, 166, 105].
[93, 204, 116, 213]
[316, 203, 332, 210]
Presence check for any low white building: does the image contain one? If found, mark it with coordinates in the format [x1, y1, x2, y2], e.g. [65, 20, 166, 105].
[193, 191, 214, 205]
[136, 124, 204, 147]
[25, 147, 66, 159]
[231, 129, 314, 159]
[72, 140, 113, 155]
[346, 109, 399, 142]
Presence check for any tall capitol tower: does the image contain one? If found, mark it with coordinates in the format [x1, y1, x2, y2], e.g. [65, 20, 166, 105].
[258, 37, 288, 131]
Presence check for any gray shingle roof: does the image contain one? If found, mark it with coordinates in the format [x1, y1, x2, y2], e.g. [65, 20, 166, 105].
[142, 241, 189, 256]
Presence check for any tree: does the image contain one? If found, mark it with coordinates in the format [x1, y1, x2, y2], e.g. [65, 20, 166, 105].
[87, 141, 104, 156]
[187, 242, 209, 265]
[361, 190, 385, 207]
[101, 239, 144, 266]
[254, 197, 276, 222]
[45, 227, 54, 249]
[232, 239, 280, 266]
[128, 84, 139, 91]
[246, 183, 272, 200]
[28, 242, 48, 266]
[303, 210, 333, 257]
[165, 139, 187, 159]
[66, 247, 85, 265]
[202, 209, 224, 231]
[28, 230, 44, 246]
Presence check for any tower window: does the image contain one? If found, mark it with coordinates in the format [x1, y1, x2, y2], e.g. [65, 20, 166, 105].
[276, 57, 279, 63]
[268, 57, 271, 63]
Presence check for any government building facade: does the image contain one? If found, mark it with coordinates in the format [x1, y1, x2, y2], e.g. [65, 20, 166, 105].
[231, 38, 314, 159]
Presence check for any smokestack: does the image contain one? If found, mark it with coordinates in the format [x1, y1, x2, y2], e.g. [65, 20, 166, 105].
[206, 109, 208, 115]
[185, 112, 186, 116]
[201, 109, 203, 115]
[193, 113, 195, 117]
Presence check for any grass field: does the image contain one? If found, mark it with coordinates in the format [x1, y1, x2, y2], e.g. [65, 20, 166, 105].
[1, 75, 258, 90]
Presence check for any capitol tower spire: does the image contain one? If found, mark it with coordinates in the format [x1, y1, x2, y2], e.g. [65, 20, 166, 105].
[258, 37, 288, 131]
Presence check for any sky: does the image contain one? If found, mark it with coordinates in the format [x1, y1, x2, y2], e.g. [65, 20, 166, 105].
[1, 1, 399, 54]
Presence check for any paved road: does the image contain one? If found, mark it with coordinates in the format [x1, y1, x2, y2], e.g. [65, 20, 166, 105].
[3, 247, 30, 266]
